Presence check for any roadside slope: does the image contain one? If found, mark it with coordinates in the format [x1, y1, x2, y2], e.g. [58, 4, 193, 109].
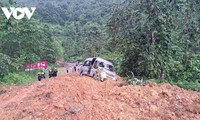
[0, 73, 200, 120]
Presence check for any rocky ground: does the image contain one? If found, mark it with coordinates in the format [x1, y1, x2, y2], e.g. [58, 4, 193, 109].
[0, 72, 200, 120]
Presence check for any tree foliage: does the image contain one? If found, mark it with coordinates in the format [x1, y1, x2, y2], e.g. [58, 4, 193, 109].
[0, 1, 64, 78]
[108, 0, 200, 82]
[17, 0, 122, 61]
[1, 0, 200, 87]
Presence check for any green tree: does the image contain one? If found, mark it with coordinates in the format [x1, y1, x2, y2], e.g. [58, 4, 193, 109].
[108, 0, 200, 82]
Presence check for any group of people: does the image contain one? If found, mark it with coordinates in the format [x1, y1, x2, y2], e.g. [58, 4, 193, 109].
[49, 68, 58, 78]
[37, 63, 81, 81]
[65, 64, 80, 73]
[74, 64, 79, 72]
[37, 68, 58, 81]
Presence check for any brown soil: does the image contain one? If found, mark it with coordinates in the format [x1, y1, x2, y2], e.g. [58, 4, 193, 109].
[0, 73, 200, 120]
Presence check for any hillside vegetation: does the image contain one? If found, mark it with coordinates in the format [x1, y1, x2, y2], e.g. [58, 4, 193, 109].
[0, 0, 200, 90]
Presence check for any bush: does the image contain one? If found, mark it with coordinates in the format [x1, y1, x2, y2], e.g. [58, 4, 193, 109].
[2, 73, 25, 85]
[154, 79, 200, 92]
[1, 72, 36, 85]
[173, 81, 200, 92]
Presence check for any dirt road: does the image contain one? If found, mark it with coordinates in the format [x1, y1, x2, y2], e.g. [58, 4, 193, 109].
[0, 72, 200, 120]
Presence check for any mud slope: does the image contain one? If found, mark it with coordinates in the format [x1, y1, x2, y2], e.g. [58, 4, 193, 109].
[0, 73, 200, 120]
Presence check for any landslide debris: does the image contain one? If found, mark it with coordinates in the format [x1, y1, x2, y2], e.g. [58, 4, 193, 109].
[0, 74, 200, 120]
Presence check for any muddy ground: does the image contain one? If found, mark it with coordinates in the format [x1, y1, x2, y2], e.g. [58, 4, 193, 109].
[0, 72, 200, 120]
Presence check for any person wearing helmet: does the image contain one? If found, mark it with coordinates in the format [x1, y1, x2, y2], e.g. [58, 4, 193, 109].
[66, 66, 69, 73]
[37, 72, 42, 81]
[42, 71, 46, 78]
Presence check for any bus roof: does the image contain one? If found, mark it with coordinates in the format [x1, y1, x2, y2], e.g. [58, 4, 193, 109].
[95, 57, 113, 66]
[84, 57, 113, 66]
[85, 58, 93, 61]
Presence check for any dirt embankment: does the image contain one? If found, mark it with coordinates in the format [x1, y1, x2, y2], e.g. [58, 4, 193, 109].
[0, 73, 200, 120]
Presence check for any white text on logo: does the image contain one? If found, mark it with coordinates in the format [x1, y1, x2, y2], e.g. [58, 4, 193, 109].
[1, 7, 36, 20]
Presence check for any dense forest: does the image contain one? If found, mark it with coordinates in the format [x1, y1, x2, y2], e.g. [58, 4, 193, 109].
[16, 0, 122, 61]
[0, 0, 200, 90]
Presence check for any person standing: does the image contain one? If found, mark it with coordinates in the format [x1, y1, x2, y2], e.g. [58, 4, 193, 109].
[75, 64, 79, 72]
[66, 66, 69, 73]
[74, 65, 76, 72]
